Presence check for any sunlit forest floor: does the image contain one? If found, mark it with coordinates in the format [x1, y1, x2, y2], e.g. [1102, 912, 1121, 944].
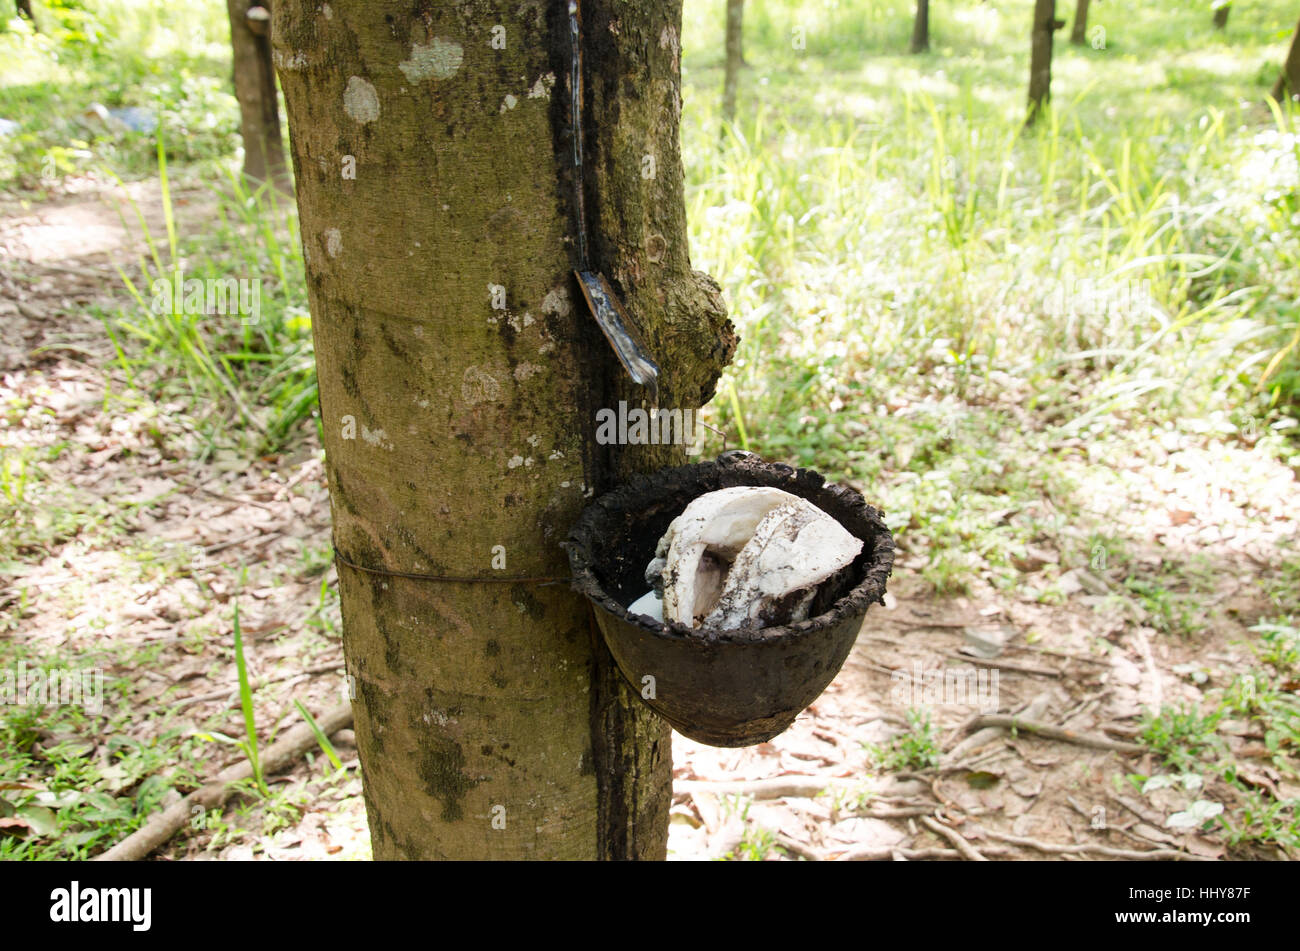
[2, 0, 1298, 859]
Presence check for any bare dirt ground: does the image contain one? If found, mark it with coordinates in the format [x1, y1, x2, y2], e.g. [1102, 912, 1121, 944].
[2, 181, 1296, 860]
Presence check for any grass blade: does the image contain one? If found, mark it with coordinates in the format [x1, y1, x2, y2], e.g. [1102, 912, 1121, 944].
[294, 699, 344, 772]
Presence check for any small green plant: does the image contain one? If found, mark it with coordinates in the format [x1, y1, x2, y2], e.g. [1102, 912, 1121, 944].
[1215, 787, 1300, 852]
[1122, 575, 1207, 639]
[0, 645, 203, 859]
[231, 601, 267, 797]
[823, 783, 880, 814]
[863, 708, 941, 772]
[718, 793, 752, 822]
[1263, 560, 1300, 617]
[731, 825, 779, 861]
[1132, 664, 1300, 855]
[297, 541, 334, 579]
[304, 574, 342, 639]
[294, 700, 343, 772]
[1253, 619, 1300, 671]
[253, 783, 308, 839]
[1139, 703, 1225, 771]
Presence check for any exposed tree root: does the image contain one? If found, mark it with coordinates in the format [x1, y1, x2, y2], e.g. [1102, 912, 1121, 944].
[921, 815, 988, 861]
[963, 715, 1147, 754]
[976, 827, 1218, 861]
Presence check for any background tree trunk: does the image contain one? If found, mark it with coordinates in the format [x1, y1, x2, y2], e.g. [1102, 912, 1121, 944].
[1027, 0, 1059, 126]
[1070, 0, 1090, 46]
[15, 0, 38, 31]
[272, 0, 733, 860]
[228, 0, 289, 190]
[1213, 3, 1231, 31]
[911, 0, 930, 54]
[1272, 17, 1300, 103]
[722, 0, 744, 123]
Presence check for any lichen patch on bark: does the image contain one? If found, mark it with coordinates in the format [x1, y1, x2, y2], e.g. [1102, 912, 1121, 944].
[342, 76, 380, 123]
[398, 38, 464, 83]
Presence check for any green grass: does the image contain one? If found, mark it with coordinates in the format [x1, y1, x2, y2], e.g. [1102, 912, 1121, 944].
[679, 0, 1300, 595]
[0, 640, 204, 859]
[1139, 702, 1227, 772]
[729, 824, 781, 860]
[863, 707, 942, 771]
[295, 699, 344, 772]
[230, 599, 267, 796]
[0, 623, 344, 858]
[102, 132, 315, 457]
[1252, 617, 1300, 669]
[1120, 558, 1217, 639]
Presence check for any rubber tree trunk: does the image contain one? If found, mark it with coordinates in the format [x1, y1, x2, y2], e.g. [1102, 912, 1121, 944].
[911, 0, 930, 54]
[1070, 0, 1090, 45]
[228, 0, 289, 190]
[15, 0, 38, 31]
[1273, 16, 1300, 103]
[722, 0, 744, 124]
[1027, 0, 1060, 126]
[272, 0, 734, 860]
[1212, 3, 1230, 30]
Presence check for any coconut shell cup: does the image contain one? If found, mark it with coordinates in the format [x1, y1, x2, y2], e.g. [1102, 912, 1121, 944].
[564, 453, 895, 747]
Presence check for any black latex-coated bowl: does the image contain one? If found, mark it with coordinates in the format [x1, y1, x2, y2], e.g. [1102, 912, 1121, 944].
[564, 453, 895, 747]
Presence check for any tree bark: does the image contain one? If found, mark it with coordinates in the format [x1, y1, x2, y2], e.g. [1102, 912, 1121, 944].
[1272, 17, 1300, 103]
[722, 0, 744, 123]
[272, 0, 734, 860]
[1212, 3, 1230, 31]
[1069, 0, 1090, 46]
[911, 0, 930, 54]
[228, 0, 289, 190]
[1027, 0, 1059, 126]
